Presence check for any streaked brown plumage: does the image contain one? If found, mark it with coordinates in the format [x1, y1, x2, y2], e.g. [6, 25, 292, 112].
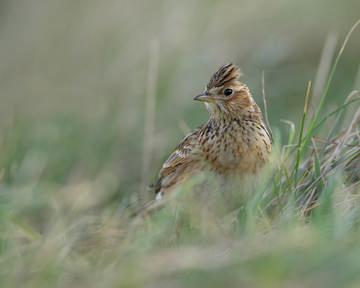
[154, 63, 271, 200]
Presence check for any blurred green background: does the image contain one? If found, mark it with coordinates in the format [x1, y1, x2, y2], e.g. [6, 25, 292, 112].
[1, 0, 360, 198]
[1, 1, 360, 287]
[0, 0, 360, 194]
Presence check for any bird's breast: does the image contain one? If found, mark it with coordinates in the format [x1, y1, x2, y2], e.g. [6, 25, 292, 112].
[199, 119, 271, 176]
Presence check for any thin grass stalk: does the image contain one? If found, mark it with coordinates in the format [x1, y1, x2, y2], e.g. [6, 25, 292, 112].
[262, 70, 273, 139]
[319, 90, 360, 157]
[299, 19, 360, 160]
[323, 106, 360, 173]
[280, 119, 295, 159]
[313, 96, 360, 135]
[294, 81, 311, 188]
[312, 32, 338, 104]
[270, 168, 284, 214]
[140, 40, 159, 202]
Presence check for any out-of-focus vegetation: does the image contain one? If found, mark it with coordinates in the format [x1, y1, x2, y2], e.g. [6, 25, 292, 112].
[1, 1, 360, 287]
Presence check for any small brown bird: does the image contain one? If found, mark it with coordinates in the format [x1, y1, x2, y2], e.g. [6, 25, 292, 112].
[154, 63, 271, 201]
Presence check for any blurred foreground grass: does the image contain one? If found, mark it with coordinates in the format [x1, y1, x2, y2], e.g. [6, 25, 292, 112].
[1, 105, 360, 288]
[1, 1, 360, 287]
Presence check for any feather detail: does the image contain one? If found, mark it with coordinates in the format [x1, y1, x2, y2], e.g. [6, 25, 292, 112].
[207, 63, 242, 90]
[154, 126, 203, 196]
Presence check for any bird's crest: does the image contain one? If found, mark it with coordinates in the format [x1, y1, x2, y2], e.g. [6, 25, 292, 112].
[207, 63, 242, 90]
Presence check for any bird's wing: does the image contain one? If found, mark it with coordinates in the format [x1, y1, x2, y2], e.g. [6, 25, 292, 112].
[154, 127, 203, 195]
[162, 136, 197, 169]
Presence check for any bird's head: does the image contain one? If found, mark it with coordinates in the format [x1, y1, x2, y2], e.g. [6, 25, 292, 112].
[194, 63, 256, 119]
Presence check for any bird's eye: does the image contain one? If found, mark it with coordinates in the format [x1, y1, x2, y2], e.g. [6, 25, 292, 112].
[224, 88, 233, 96]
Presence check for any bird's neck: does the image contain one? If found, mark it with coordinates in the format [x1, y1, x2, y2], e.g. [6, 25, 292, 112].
[206, 102, 263, 124]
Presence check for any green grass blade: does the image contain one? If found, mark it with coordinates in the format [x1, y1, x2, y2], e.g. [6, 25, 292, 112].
[294, 81, 311, 188]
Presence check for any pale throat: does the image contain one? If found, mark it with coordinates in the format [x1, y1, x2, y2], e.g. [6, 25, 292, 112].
[205, 101, 251, 122]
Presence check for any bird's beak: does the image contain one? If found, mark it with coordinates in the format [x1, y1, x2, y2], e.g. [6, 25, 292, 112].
[193, 92, 221, 102]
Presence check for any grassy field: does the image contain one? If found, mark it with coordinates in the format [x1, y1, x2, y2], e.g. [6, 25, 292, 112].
[1, 1, 360, 287]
